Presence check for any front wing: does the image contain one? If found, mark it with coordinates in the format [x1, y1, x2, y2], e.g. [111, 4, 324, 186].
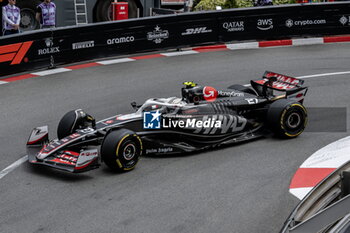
[27, 126, 100, 173]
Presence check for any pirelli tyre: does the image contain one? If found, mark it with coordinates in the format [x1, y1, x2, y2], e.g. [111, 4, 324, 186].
[267, 99, 307, 138]
[101, 129, 142, 172]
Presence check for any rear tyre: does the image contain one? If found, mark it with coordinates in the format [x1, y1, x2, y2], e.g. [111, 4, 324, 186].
[95, 0, 112, 21]
[101, 129, 142, 172]
[267, 99, 307, 138]
[227, 84, 257, 95]
[127, 0, 139, 19]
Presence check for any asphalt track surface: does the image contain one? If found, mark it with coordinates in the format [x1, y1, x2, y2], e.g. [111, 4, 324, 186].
[1, 43, 350, 233]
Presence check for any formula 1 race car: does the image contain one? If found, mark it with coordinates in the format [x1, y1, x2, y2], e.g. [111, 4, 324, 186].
[27, 71, 308, 173]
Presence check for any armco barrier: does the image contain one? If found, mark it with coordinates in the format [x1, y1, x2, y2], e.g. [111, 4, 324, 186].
[1, 2, 350, 77]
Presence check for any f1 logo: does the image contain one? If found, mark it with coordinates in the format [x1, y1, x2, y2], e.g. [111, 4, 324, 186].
[143, 110, 161, 129]
[0, 41, 33, 65]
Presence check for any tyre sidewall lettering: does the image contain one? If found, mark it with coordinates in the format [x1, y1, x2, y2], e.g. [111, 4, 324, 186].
[281, 104, 307, 137]
[115, 134, 141, 171]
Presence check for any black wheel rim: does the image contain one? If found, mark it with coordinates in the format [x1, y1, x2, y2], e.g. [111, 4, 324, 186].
[20, 8, 38, 31]
[123, 143, 136, 161]
[283, 107, 305, 133]
[286, 112, 301, 129]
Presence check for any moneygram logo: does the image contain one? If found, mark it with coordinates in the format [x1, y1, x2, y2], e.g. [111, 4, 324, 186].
[285, 19, 326, 28]
[223, 21, 244, 32]
[203, 86, 244, 102]
[203, 86, 218, 102]
[218, 90, 244, 97]
[147, 25, 169, 44]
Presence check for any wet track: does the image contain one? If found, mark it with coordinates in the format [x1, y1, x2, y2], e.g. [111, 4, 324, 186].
[0, 43, 350, 233]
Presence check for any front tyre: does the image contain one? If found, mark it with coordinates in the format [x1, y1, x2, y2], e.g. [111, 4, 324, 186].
[101, 129, 142, 172]
[267, 99, 307, 138]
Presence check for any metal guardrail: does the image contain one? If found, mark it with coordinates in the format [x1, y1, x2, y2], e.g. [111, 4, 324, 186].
[281, 162, 350, 233]
[1, 2, 350, 76]
[290, 194, 350, 233]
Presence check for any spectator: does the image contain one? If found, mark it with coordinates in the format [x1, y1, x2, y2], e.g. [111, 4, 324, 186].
[253, 0, 273, 6]
[0, 0, 3, 35]
[184, 0, 194, 12]
[36, 0, 56, 29]
[2, 0, 20, 36]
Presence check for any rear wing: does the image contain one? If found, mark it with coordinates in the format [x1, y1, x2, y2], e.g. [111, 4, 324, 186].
[251, 71, 308, 101]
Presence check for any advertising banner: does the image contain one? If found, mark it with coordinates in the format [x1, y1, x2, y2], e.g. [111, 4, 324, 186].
[1, 3, 350, 76]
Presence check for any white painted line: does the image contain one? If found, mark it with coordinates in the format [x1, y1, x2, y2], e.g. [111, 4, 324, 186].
[243, 71, 350, 86]
[289, 187, 313, 200]
[300, 136, 350, 169]
[32, 68, 71, 76]
[0, 155, 28, 180]
[296, 71, 350, 79]
[97, 58, 135, 65]
[292, 38, 324, 46]
[161, 50, 199, 56]
[244, 70, 350, 86]
[226, 42, 259, 50]
[0, 81, 8, 85]
[242, 71, 350, 88]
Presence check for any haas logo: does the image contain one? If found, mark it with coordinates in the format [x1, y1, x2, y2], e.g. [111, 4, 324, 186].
[203, 86, 218, 102]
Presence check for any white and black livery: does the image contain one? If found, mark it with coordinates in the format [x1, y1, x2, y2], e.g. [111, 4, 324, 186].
[27, 71, 308, 173]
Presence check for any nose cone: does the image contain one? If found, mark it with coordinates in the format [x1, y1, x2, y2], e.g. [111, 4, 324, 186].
[36, 152, 48, 160]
